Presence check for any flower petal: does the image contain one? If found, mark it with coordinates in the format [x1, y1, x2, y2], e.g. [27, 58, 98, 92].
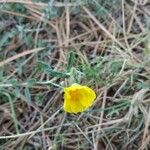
[70, 99, 84, 113]
[63, 84, 96, 113]
[79, 86, 96, 108]
[63, 90, 72, 113]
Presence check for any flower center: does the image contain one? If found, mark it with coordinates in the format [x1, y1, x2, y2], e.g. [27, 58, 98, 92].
[70, 90, 79, 101]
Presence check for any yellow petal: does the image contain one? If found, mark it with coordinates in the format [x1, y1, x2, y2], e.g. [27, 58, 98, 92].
[63, 84, 96, 113]
[64, 91, 72, 113]
[79, 87, 96, 108]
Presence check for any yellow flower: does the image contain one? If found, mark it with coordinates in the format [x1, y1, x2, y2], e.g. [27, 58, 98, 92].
[63, 84, 96, 113]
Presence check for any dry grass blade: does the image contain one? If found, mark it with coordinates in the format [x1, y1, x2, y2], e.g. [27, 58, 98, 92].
[83, 6, 126, 50]
[0, 47, 44, 67]
[0, 0, 149, 149]
[95, 88, 107, 150]
[0, 0, 82, 7]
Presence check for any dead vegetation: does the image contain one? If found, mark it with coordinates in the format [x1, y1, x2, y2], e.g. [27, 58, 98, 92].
[0, 0, 150, 149]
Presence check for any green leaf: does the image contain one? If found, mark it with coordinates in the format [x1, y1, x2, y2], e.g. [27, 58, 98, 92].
[15, 86, 20, 98]
[8, 79, 18, 86]
[27, 79, 37, 86]
[0, 71, 4, 82]
[136, 82, 150, 90]
[24, 87, 31, 102]
[0, 31, 15, 48]
[43, 4, 59, 20]
[66, 51, 75, 72]
[35, 93, 44, 106]
[37, 61, 70, 78]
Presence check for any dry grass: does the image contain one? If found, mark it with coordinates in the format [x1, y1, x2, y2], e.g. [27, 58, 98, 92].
[0, 0, 150, 149]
